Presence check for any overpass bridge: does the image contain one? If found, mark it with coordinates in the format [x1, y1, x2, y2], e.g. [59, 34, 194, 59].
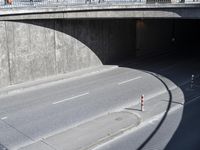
[1, 2, 200, 19]
[0, 2, 200, 150]
[0, 1, 200, 88]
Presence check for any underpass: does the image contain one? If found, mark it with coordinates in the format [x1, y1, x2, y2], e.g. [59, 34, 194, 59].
[0, 4, 200, 150]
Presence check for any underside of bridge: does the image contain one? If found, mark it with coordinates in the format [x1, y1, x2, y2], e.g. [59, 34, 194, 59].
[0, 18, 199, 88]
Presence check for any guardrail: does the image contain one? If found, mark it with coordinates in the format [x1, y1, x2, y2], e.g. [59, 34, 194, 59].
[0, 0, 199, 9]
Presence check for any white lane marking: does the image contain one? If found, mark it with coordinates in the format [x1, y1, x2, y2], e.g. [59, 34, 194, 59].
[1, 117, 7, 120]
[186, 95, 200, 105]
[118, 76, 142, 85]
[52, 92, 89, 105]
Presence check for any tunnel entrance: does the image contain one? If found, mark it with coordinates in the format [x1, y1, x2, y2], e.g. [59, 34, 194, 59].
[116, 18, 200, 88]
[0, 17, 199, 150]
[64, 18, 200, 65]
[116, 19, 200, 150]
[0, 18, 200, 88]
[133, 19, 200, 61]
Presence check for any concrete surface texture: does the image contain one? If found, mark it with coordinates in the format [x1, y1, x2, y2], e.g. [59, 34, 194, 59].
[1, 18, 199, 90]
[0, 19, 136, 88]
[1, 18, 181, 89]
[0, 22, 10, 88]
[19, 111, 140, 150]
[0, 51, 199, 150]
[1, 4, 200, 20]
[0, 65, 117, 97]
[136, 19, 173, 56]
[18, 87, 184, 150]
[0, 64, 186, 150]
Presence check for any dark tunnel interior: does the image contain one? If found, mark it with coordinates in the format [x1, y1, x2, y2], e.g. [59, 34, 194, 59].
[118, 19, 200, 150]
[24, 18, 200, 63]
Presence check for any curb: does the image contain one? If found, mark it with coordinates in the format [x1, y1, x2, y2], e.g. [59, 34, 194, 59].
[0, 65, 118, 98]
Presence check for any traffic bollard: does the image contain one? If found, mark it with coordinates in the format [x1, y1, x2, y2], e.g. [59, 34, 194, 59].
[141, 95, 144, 111]
[191, 74, 194, 89]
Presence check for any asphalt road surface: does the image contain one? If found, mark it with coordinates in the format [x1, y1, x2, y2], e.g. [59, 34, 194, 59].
[120, 52, 200, 150]
[0, 52, 199, 150]
[0, 63, 173, 149]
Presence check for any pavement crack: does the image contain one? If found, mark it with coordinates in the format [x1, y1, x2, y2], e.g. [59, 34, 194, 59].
[41, 140, 57, 150]
[1, 119, 35, 142]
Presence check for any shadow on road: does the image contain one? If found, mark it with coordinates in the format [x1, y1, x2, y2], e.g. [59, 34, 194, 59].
[136, 71, 173, 150]
[118, 52, 200, 150]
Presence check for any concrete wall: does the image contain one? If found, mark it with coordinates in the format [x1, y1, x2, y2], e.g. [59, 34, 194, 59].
[0, 22, 10, 87]
[1, 18, 196, 89]
[0, 20, 101, 88]
[1, 5, 200, 20]
[0, 19, 136, 88]
[136, 19, 173, 56]
[57, 19, 136, 64]
[173, 19, 200, 53]
[135, 19, 200, 57]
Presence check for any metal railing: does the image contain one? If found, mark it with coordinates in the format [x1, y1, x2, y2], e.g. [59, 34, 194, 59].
[0, 0, 199, 9]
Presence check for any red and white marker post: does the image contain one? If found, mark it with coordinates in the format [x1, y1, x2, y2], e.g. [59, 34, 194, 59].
[141, 95, 144, 111]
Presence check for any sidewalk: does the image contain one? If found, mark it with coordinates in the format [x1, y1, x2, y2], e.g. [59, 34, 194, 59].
[20, 112, 140, 150]
[0, 65, 118, 98]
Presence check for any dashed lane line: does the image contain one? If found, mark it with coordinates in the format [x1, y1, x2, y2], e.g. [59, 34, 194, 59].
[1, 117, 7, 120]
[118, 76, 142, 85]
[52, 92, 89, 105]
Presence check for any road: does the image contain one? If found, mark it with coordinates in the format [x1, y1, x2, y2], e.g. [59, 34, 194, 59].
[0, 62, 174, 149]
[97, 52, 200, 150]
[0, 52, 199, 150]
[132, 53, 200, 150]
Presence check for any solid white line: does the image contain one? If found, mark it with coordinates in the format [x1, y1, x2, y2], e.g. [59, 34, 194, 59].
[52, 92, 89, 105]
[118, 76, 142, 85]
[186, 95, 200, 105]
[1, 117, 7, 120]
